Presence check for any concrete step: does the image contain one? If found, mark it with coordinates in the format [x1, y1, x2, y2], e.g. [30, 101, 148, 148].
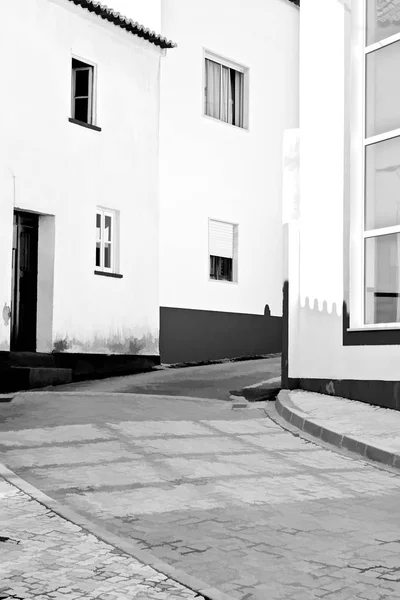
[2, 366, 73, 392]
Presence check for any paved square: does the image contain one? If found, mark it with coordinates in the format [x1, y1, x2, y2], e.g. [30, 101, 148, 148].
[1, 391, 400, 599]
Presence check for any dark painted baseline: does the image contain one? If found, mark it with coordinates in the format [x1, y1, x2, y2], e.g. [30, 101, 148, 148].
[160, 306, 282, 364]
[295, 378, 400, 412]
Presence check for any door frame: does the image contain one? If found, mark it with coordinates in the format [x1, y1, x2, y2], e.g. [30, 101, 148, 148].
[10, 210, 39, 352]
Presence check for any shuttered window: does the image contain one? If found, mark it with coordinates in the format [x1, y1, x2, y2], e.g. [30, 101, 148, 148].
[209, 220, 234, 258]
[209, 219, 238, 282]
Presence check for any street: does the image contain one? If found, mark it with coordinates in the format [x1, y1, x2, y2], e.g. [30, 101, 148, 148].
[1, 358, 400, 599]
[51, 356, 281, 399]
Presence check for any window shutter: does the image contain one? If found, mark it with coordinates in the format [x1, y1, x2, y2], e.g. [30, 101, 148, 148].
[209, 220, 234, 259]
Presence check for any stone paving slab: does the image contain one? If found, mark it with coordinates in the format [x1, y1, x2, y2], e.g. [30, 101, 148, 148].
[0, 396, 400, 600]
[3, 391, 400, 599]
[277, 389, 400, 469]
[0, 473, 205, 600]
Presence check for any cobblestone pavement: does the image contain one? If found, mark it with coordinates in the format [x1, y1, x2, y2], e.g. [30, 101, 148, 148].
[2, 390, 400, 599]
[0, 476, 202, 600]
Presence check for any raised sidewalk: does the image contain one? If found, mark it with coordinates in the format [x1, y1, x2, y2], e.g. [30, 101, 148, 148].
[277, 389, 400, 470]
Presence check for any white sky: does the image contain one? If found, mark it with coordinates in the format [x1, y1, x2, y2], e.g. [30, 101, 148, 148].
[104, 0, 161, 32]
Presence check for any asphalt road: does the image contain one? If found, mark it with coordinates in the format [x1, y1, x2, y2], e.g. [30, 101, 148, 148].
[50, 356, 281, 400]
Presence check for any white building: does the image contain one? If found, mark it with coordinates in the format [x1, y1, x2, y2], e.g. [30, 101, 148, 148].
[284, 0, 400, 410]
[158, 0, 300, 362]
[1, 0, 300, 388]
[0, 0, 173, 384]
[109, 0, 300, 363]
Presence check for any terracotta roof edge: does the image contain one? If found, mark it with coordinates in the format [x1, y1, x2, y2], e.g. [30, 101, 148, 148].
[67, 0, 177, 49]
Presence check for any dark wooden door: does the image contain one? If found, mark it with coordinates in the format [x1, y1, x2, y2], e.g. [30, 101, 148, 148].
[11, 212, 39, 351]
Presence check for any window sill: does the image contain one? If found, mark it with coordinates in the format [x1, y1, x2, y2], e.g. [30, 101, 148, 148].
[94, 270, 123, 279]
[69, 118, 102, 132]
[203, 114, 249, 132]
[209, 278, 238, 285]
[347, 324, 400, 332]
[343, 318, 400, 346]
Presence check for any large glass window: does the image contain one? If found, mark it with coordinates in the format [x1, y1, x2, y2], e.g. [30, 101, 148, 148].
[364, 1, 400, 324]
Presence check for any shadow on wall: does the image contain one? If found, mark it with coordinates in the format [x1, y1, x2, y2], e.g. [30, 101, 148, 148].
[53, 333, 159, 355]
[160, 305, 281, 364]
[283, 284, 400, 411]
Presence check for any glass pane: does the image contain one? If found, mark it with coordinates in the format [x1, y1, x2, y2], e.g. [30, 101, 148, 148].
[365, 233, 400, 323]
[74, 98, 88, 123]
[366, 41, 400, 137]
[365, 135, 400, 230]
[220, 66, 230, 123]
[221, 257, 233, 281]
[104, 216, 112, 242]
[230, 69, 243, 128]
[367, 0, 400, 45]
[104, 244, 111, 269]
[205, 59, 221, 120]
[210, 256, 232, 281]
[96, 213, 101, 241]
[210, 256, 217, 279]
[74, 68, 89, 97]
[95, 243, 101, 268]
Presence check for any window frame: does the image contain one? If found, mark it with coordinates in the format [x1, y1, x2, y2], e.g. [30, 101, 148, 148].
[347, 0, 400, 335]
[203, 49, 249, 131]
[71, 55, 97, 127]
[208, 218, 239, 284]
[95, 207, 120, 275]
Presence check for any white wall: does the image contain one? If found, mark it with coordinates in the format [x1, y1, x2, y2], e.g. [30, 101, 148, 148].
[289, 0, 400, 381]
[0, 0, 162, 354]
[159, 0, 299, 317]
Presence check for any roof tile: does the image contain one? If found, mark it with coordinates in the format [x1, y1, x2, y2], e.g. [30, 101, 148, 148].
[67, 0, 177, 49]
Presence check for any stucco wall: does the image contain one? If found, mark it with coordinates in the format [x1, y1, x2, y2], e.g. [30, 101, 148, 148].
[159, 0, 299, 318]
[0, 0, 162, 354]
[289, 0, 400, 382]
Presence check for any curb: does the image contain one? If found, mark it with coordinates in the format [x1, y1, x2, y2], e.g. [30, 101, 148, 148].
[230, 377, 281, 402]
[0, 463, 235, 600]
[276, 390, 400, 470]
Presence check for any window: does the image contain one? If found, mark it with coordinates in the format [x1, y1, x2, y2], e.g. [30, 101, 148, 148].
[71, 58, 94, 125]
[95, 208, 119, 274]
[209, 219, 238, 282]
[362, 1, 400, 324]
[204, 53, 246, 129]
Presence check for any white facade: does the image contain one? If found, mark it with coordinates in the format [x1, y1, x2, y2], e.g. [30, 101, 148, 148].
[287, 0, 400, 385]
[0, 0, 166, 354]
[158, 0, 299, 317]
